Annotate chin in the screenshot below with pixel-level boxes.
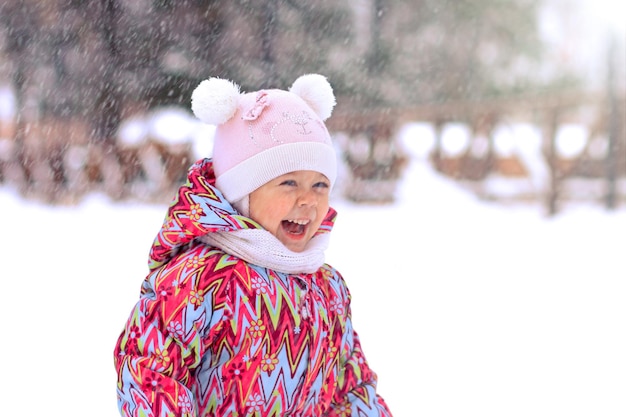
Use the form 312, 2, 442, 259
286, 244, 305, 253
282, 240, 306, 253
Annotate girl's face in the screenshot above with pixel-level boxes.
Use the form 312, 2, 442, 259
249, 170, 331, 253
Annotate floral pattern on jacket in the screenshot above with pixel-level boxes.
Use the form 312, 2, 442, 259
114, 158, 392, 417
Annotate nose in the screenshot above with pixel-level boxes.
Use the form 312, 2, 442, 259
297, 189, 317, 207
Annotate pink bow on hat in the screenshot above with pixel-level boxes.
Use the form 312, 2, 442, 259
242, 91, 270, 121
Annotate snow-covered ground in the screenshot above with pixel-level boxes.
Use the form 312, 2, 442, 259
1, 135, 624, 416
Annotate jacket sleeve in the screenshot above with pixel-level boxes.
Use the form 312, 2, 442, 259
113, 254, 231, 417
328, 280, 393, 416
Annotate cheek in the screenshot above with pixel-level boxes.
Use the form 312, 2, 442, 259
315, 197, 330, 220
317, 194, 330, 211
250, 195, 289, 229
249, 194, 270, 225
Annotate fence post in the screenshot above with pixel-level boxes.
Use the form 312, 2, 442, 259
543, 109, 561, 216
605, 33, 620, 210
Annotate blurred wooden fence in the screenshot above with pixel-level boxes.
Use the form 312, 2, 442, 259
0, 116, 192, 204
0, 91, 624, 214
329, 91, 625, 214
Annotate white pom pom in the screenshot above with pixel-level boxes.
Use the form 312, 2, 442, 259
289, 73, 336, 121
191, 77, 241, 125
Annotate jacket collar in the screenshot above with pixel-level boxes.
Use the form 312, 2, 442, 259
148, 158, 336, 271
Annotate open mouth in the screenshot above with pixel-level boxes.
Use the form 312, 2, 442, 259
281, 219, 309, 236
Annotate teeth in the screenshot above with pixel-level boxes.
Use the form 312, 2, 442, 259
286, 219, 309, 225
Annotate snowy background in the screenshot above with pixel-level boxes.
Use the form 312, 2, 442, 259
0, 1, 624, 415
1, 117, 625, 416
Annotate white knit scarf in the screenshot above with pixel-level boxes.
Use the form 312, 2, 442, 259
198, 229, 329, 274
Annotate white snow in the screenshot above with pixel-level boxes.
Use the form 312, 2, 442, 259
555, 123, 589, 158
0, 85, 15, 121
117, 116, 150, 147
147, 107, 200, 145
117, 107, 215, 158
439, 123, 472, 156
1, 141, 624, 416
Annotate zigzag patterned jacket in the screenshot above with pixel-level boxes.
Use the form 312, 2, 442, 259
114, 158, 392, 417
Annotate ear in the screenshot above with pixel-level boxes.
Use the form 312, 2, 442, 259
191, 77, 241, 125
289, 74, 336, 121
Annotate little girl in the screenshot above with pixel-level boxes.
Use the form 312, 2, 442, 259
113, 73, 393, 416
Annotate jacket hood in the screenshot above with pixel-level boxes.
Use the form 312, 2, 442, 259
148, 158, 337, 271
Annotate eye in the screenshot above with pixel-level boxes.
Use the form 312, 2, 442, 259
279, 179, 297, 187
314, 181, 329, 189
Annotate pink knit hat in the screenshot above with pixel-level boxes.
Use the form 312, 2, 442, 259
191, 74, 337, 214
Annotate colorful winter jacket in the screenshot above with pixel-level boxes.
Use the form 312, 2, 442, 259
114, 158, 392, 417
